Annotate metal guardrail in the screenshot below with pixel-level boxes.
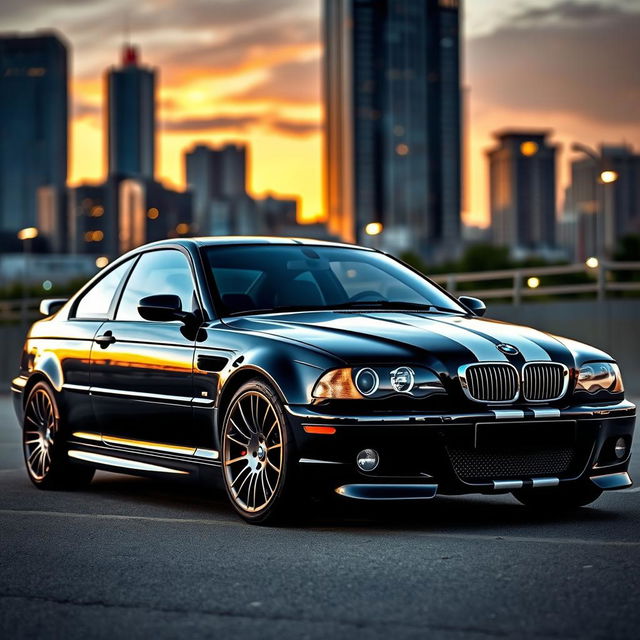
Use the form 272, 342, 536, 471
0, 261, 639, 323
431, 261, 640, 304
0, 298, 42, 324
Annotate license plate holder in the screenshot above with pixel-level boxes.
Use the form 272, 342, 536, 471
474, 420, 577, 450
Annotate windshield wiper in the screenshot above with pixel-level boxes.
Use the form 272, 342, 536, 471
225, 301, 464, 317
225, 305, 326, 317
331, 300, 464, 313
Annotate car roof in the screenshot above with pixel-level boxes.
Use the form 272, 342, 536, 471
141, 236, 373, 251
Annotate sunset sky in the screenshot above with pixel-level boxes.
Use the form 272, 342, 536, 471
2, 0, 639, 226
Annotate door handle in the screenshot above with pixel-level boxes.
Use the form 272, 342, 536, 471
95, 331, 116, 348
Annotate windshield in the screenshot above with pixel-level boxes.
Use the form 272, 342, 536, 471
201, 244, 466, 316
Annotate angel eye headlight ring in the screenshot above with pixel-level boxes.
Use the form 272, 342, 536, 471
354, 368, 379, 396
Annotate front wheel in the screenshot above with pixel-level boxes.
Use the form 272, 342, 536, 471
512, 482, 603, 510
23, 381, 95, 490
221, 379, 298, 525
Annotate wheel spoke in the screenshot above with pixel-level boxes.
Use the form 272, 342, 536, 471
226, 432, 248, 447
265, 419, 278, 442
237, 401, 256, 435
230, 463, 251, 489
236, 466, 254, 501
225, 455, 247, 466
262, 467, 274, 499
267, 443, 282, 451
266, 458, 281, 473
28, 445, 42, 464
229, 418, 252, 442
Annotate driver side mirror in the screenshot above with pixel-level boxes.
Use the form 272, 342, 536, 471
137, 294, 184, 322
458, 296, 486, 317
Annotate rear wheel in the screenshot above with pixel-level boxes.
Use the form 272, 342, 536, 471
513, 482, 603, 510
221, 379, 298, 524
23, 381, 95, 490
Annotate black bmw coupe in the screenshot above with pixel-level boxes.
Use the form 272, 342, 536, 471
11, 238, 635, 523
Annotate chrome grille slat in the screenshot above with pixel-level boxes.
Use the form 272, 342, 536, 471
522, 363, 567, 402
460, 363, 519, 403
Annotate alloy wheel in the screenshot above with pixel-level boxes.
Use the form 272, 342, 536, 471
23, 388, 57, 481
223, 390, 284, 513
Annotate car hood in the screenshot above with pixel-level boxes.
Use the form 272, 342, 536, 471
223, 310, 611, 374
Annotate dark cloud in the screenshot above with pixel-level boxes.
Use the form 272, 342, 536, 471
73, 100, 101, 119
161, 115, 261, 132
230, 57, 320, 104
511, 0, 626, 24
161, 113, 321, 137
268, 118, 322, 136
468, 1, 640, 124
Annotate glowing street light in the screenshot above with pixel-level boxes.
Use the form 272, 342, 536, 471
527, 276, 540, 289
585, 256, 599, 269
599, 170, 618, 184
17, 227, 39, 241
365, 222, 383, 236
95, 256, 109, 268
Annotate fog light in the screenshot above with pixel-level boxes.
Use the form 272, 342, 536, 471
614, 437, 627, 460
357, 449, 379, 472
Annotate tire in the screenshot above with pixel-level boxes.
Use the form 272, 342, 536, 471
221, 379, 299, 525
23, 381, 95, 490
512, 482, 603, 510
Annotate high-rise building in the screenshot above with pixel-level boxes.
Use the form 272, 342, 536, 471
185, 143, 248, 234
106, 44, 156, 179
488, 131, 557, 254
323, 0, 462, 257
565, 144, 640, 260
0, 32, 68, 235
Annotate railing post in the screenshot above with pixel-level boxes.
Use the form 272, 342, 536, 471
597, 263, 606, 302
447, 275, 456, 296
513, 270, 522, 306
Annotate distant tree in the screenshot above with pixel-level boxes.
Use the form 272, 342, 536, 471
459, 244, 512, 272
614, 234, 640, 261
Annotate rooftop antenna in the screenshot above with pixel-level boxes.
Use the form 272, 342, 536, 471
121, 10, 138, 66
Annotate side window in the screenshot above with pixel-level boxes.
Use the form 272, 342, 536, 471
74, 260, 132, 319
116, 250, 196, 321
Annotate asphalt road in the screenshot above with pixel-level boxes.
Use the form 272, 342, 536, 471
1, 396, 639, 639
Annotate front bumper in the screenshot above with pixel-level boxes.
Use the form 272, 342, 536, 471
285, 400, 636, 500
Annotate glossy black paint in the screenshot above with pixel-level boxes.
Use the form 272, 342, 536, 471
10, 237, 636, 501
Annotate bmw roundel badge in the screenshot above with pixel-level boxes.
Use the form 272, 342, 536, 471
497, 343, 520, 356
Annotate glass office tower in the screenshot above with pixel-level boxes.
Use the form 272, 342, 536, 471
324, 0, 462, 257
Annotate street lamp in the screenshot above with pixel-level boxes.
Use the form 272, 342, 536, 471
365, 222, 383, 236
599, 170, 618, 185
17, 227, 39, 328
364, 222, 383, 250
571, 143, 618, 259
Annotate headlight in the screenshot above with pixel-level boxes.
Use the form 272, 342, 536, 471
575, 362, 624, 394
312, 366, 445, 400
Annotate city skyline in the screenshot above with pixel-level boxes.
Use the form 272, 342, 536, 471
2, 0, 639, 226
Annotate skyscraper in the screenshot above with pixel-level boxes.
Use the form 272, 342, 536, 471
0, 32, 68, 234
185, 143, 248, 234
323, 0, 462, 257
106, 44, 156, 179
488, 131, 557, 254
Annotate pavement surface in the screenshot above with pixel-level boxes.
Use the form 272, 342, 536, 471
0, 395, 639, 639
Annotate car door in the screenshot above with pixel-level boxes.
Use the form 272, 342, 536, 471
53, 259, 135, 432
90, 248, 204, 448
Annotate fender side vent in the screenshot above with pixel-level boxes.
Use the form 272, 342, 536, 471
197, 355, 228, 372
